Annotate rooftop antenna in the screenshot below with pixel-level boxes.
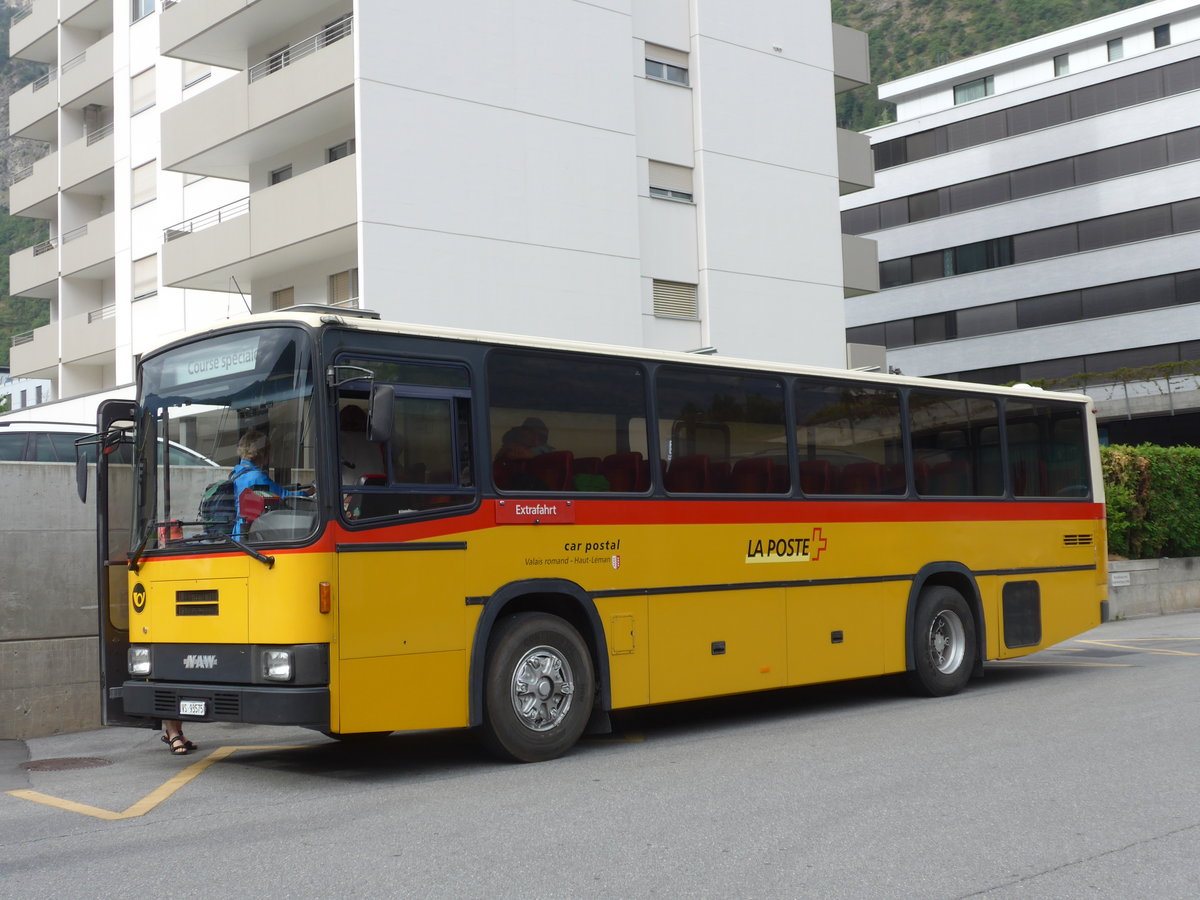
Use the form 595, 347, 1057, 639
229, 275, 251, 315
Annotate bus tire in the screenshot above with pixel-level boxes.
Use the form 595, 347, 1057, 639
482, 612, 595, 763
907, 586, 976, 697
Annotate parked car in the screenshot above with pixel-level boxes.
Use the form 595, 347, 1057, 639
0, 421, 216, 466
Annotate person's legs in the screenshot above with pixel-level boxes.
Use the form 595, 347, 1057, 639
161, 719, 197, 754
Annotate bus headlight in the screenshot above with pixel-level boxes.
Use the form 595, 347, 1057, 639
263, 649, 293, 682
128, 646, 151, 676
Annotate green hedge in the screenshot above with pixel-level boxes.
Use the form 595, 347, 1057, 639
1101, 444, 1200, 560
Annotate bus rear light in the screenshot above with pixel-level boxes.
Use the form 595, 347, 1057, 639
128, 646, 151, 676
263, 649, 293, 681
319, 582, 331, 614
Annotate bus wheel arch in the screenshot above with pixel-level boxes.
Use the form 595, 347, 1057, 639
468, 579, 611, 734
905, 564, 985, 694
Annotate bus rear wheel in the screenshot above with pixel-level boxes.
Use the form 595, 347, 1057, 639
482, 612, 594, 763
907, 586, 976, 697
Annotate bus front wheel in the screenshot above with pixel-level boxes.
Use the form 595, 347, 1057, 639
482, 612, 595, 763
907, 586, 976, 697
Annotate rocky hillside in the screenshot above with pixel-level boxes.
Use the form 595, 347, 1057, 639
834, 0, 1154, 130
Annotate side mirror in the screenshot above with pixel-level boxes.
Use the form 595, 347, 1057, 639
75, 448, 89, 502
368, 384, 394, 443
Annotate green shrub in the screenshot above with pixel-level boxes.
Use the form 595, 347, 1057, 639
1101, 444, 1200, 559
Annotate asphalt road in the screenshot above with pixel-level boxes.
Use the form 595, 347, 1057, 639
2, 612, 1198, 899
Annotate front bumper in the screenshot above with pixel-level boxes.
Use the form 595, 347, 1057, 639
123, 680, 329, 728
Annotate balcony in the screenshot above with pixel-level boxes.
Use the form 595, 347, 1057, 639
60, 33, 114, 111
842, 233, 879, 299
832, 24, 871, 95
9, 152, 58, 219
162, 21, 354, 179
10, 322, 58, 379
62, 306, 116, 365
9, 237, 59, 298
62, 125, 115, 194
162, 0, 343, 68
9, 0, 56, 64
836, 128, 874, 195
61, 213, 115, 280
62, 0, 111, 32
9, 70, 58, 141
163, 155, 356, 291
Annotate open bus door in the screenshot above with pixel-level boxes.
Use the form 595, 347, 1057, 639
76, 398, 146, 727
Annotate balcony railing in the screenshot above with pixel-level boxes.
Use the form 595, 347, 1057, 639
62, 224, 88, 244
88, 304, 116, 323
164, 197, 249, 241
248, 16, 353, 83
87, 122, 114, 144
32, 68, 57, 93
12, 330, 35, 347
12, 3, 33, 25
32, 235, 59, 256
62, 51, 87, 74
12, 164, 35, 184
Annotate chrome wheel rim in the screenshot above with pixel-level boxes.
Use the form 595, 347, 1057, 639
510, 645, 575, 732
927, 609, 966, 674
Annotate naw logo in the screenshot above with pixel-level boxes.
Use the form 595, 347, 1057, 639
183, 654, 218, 669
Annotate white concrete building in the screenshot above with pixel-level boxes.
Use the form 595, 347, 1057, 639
841, 0, 1200, 443
7, 0, 875, 409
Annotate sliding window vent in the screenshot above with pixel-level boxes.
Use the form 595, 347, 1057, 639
1063, 534, 1093, 546
653, 279, 699, 320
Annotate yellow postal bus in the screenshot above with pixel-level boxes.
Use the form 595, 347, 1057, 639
86, 308, 1107, 761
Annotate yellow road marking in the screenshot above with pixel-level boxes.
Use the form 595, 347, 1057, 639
1078, 639, 1200, 657
6, 745, 308, 821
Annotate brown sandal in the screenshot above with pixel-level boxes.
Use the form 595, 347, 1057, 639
161, 732, 194, 755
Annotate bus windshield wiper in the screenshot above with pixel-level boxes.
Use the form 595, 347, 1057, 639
127, 527, 156, 573
180, 531, 275, 568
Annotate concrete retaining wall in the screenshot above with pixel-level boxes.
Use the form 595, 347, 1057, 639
1, 462, 100, 739
1107, 557, 1200, 619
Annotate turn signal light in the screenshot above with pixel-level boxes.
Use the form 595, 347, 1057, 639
319, 582, 331, 614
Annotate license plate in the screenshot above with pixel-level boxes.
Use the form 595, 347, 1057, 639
179, 699, 206, 717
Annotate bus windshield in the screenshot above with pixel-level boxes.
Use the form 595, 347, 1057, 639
134, 328, 319, 552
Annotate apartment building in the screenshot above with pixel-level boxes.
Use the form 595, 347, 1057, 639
841, 0, 1200, 443
6, 0, 875, 407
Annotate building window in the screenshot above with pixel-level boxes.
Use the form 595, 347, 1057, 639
131, 67, 155, 115
321, 13, 352, 46
271, 287, 295, 310
644, 44, 689, 86
182, 60, 211, 88
953, 75, 994, 105
1107, 38, 1124, 62
1053, 54, 1069, 77
131, 161, 156, 207
648, 161, 694, 202
327, 139, 356, 163
269, 165, 293, 185
265, 46, 290, 77
329, 268, 358, 306
652, 279, 698, 319
131, 0, 154, 23
1154, 24, 1171, 48
133, 255, 157, 300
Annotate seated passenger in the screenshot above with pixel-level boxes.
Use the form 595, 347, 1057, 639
231, 429, 311, 537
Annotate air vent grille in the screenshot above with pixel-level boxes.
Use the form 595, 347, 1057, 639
1063, 534, 1093, 546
